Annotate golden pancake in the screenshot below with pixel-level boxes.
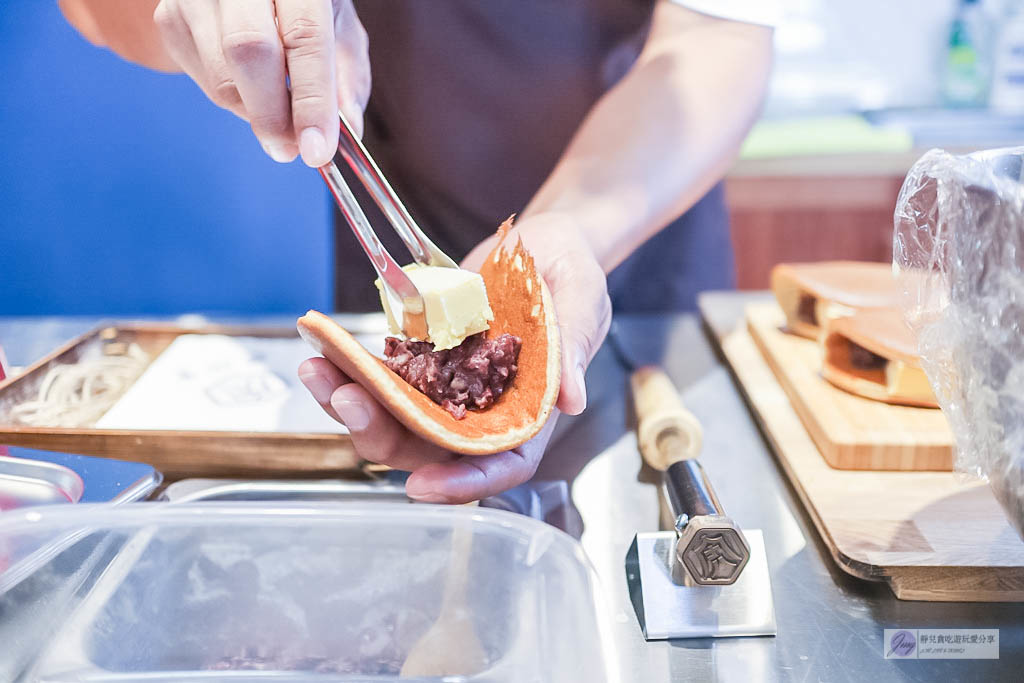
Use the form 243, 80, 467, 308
297, 218, 561, 454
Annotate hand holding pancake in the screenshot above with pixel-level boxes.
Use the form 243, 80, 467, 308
298, 356, 561, 503
298, 215, 611, 503
461, 213, 613, 417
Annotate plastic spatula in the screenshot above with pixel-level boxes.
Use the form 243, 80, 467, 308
400, 502, 488, 677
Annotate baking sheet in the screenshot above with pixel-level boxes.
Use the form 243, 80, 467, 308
0, 320, 385, 477
95, 335, 357, 433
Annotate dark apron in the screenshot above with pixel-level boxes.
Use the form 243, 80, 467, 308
335, 0, 734, 312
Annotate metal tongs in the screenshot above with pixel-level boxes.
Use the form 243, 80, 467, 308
318, 112, 458, 340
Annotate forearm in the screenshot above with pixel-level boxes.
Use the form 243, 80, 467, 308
59, 0, 179, 72
523, 2, 773, 273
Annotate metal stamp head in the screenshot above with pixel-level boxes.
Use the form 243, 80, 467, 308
676, 516, 751, 586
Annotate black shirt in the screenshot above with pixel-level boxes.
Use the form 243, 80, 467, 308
334, 0, 733, 312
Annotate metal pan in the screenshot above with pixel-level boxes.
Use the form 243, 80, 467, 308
162, 477, 411, 504
0, 319, 391, 478
162, 477, 580, 535
0, 450, 162, 595
7, 447, 162, 505
0, 455, 83, 510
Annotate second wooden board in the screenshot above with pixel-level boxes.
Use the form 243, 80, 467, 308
746, 302, 953, 470
712, 308, 1024, 601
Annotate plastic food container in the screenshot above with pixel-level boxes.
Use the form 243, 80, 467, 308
0, 502, 614, 682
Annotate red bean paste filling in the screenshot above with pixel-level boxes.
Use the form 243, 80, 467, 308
797, 294, 818, 326
848, 342, 887, 370
383, 333, 522, 419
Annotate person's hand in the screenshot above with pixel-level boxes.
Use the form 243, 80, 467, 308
460, 213, 612, 416
298, 214, 611, 503
153, 0, 370, 166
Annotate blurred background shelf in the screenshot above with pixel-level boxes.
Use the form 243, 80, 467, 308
726, 110, 1023, 289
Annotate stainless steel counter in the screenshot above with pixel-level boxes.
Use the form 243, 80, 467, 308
2, 305, 1022, 682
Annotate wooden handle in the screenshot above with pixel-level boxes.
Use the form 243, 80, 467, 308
630, 366, 703, 471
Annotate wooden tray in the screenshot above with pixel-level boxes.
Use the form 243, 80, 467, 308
747, 302, 953, 470
0, 322, 357, 479
702, 300, 1024, 601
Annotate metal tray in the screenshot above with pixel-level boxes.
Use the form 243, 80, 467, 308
162, 477, 579, 534
5, 447, 161, 505
162, 477, 410, 503
0, 450, 162, 596
0, 318, 385, 479
0, 451, 164, 676
0, 454, 83, 510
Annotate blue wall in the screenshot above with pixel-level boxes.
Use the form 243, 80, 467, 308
0, 2, 333, 315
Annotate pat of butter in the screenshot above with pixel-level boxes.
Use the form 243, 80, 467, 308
885, 360, 936, 403
377, 265, 493, 350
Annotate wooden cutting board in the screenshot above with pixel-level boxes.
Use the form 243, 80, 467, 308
704, 299, 1024, 601
746, 302, 953, 470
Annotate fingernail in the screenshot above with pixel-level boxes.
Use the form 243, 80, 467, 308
342, 106, 364, 138
405, 478, 449, 503
331, 395, 369, 431
299, 372, 334, 404
575, 362, 588, 411
407, 491, 449, 504
262, 140, 294, 164
299, 127, 329, 167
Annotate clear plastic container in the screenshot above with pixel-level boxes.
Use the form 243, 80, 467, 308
0, 503, 614, 682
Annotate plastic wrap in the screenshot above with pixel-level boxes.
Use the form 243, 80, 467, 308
894, 146, 1024, 539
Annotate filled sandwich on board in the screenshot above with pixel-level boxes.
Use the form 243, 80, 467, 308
298, 217, 560, 455
821, 308, 938, 408
771, 261, 901, 339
